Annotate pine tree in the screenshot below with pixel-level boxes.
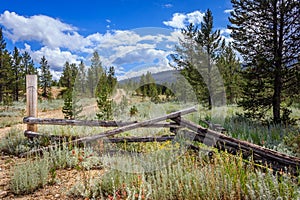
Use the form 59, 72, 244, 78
62, 89, 83, 119
96, 72, 112, 120
196, 9, 222, 108
22, 51, 36, 75
11, 47, 22, 101
96, 67, 117, 120
39, 56, 52, 98
62, 62, 78, 88
21, 51, 36, 96
75, 60, 87, 96
216, 40, 241, 104
229, 0, 300, 123
0, 28, 13, 104
170, 23, 209, 106
139, 74, 147, 97
107, 66, 117, 94
87, 51, 104, 97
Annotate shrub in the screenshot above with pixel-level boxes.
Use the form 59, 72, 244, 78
10, 157, 49, 194
0, 129, 31, 155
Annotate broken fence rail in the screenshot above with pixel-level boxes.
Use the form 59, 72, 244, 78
21, 107, 196, 157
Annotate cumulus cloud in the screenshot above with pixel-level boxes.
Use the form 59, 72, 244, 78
163, 10, 204, 29
91, 29, 180, 69
0, 11, 90, 51
24, 44, 81, 71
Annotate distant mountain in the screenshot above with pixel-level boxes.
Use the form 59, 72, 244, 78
119, 70, 180, 85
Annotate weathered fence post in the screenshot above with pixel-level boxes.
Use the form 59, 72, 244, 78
26, 75, 38, 132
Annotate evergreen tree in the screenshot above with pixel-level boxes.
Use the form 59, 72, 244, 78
39, 56, 52, 98
21, 51, 36, 96
86, 67, 95, 97
170, 23, 209, 106
216, 40, 241, 104
87, 51, 104, 97
95, 66, 117, 120
196, 9, 222, 108
145, 71, 159, 102
75, 60, 87, 96
96, 72, 112, 120
22, 51, 36, 75
91, 51, 103, 82
229, 0, 300, 123
139, 74, 147, 97
0, 28, 13, 104
62, 89, 83, 119
11, 47, 22, 101
59, 61, 76, 89
107, 66, 117, 94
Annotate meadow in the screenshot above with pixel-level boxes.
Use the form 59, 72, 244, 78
0, 95, 299, 199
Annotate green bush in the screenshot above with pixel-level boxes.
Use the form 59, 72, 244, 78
0, 129, 31, 155
10, 157, 49, 194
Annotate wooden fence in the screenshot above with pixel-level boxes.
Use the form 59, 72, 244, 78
23, 75, 300, 176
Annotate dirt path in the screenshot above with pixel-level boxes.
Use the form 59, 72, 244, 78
112, 89, 126, 104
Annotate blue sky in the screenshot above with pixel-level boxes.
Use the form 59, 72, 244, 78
0, 0, 233, 80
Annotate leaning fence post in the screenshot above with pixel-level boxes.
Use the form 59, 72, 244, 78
26, 75, 38, 132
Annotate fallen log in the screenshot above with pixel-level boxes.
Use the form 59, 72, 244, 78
172, 117, 300, 176
20, 107, 196, 157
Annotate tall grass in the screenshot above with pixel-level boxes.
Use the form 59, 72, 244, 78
68, 150, 300, 199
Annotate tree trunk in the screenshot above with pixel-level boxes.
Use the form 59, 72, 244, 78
273, 71, 281, 124
272, 0, 284, 124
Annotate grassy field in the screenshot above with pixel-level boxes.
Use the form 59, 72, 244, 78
0, 94, 299, 199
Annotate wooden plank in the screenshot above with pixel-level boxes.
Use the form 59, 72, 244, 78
23, 117, 180, 128
25, 130, 175, 143
26, 75, 38, 132
24, 131, 79, 141
173, 117, 300, 175
103, 136, 175, 143
20, 107, 196, 157
23, 117, 137, 127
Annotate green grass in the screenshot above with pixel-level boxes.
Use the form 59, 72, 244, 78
68, 150, 300, 199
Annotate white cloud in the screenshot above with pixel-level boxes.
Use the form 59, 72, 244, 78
0, 11, 90, 51
118, 64, 173, 81
224, 9, 233, 14
163, 4, 173, 8
163, 13, 187, 29
220, 28, 232, 35
220, 28, 233, 44
24, 44, 81, 71
186, 11, 204, 25
163, 10, 204, 29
